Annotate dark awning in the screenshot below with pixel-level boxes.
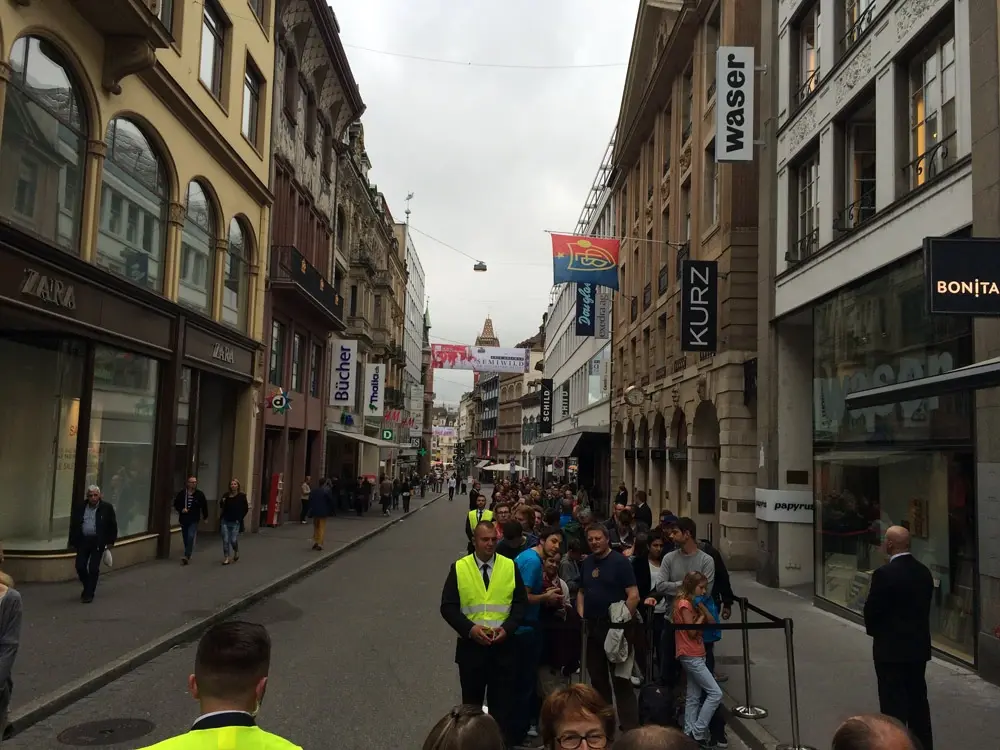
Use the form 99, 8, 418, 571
532, 435, 568, 458
844, 355, 1000, 409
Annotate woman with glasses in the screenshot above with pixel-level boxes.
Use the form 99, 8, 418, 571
539, 684, 615, 749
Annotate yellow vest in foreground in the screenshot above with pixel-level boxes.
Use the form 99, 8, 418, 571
468, 509, 494, 529
455, 553, 515, 628
138, 726, 301, 750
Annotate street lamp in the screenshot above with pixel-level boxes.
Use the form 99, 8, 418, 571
473, 261, 488, 272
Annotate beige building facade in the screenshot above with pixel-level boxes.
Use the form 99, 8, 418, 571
0, 0, 274, 579
610, 0, 760, 568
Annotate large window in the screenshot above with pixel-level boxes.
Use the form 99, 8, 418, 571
97, 118, 168, 291
0, 336, 84, 550
908, 27, 957, 190
813, 255, 975, 660
792, 149, 820, 261
179, 181, 217, 314
291, 333, 304, 392
199, 0, 226, 98
222, 218, 250, 330
241, 60, 262, 147
0, 36, 86, 251
269, 320, 285, 386
89, 345, 159, 539
795, 2, 821, 105
838, 109, 876, 232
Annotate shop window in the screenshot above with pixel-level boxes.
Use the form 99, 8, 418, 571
0, 36, 86, 252
0, 336, 84, 550
310, 343, 321, 397
89, 345, 159, 539
906, 27, 957, 192
179, 181, 217, 314
222, 218, 250, 330
813, 255, 975, 660
97, 118, 169, 292
291, 333, 304, 392
269, 320, 285, 386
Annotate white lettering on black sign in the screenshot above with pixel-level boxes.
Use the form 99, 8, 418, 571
680, 260, 717, 351
212, 343, 235, 364
21, 268, 76, 310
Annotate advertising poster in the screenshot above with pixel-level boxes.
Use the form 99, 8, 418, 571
363, 363, 385, 417
430, 344, 530, 374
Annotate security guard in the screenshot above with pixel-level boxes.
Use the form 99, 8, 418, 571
138, 621, 299, 749
465, 493, 493, 553
441, 520, 527, 746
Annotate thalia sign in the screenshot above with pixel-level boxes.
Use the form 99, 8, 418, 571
715, 46, 755, 162
364, 363, 385, 417
330, 339, 358, 410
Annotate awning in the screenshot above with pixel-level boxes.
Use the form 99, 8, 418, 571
533, 426, 610, 458
531, 435, 568, 459
326, 427, 397, 449
843, 355, 1000, 409
476, 459, 491, 468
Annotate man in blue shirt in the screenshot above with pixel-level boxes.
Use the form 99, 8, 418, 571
511, 526, 563, 745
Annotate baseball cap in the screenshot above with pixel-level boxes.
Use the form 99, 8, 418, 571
659, 512, 679, 527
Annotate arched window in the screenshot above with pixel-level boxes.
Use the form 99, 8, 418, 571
178, 181, 216, 313
515, 383, 523, 398
1, 36, 87, 251
96, 118, 168, 290
222, 218, 250, 329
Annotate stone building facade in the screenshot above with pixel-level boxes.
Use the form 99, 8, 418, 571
610, 0, 760, 568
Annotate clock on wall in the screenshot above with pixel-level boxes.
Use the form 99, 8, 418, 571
624, 385, 646, 407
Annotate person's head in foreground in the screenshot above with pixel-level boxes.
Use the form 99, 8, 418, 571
422, 705, 504, 750
189, 621, 270, 715
540, 683, 615, 749
832, 714, 921, 750
615, 725, 698, 750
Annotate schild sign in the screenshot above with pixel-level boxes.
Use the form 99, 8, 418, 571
680, 260, 718, 352
539, 379, 553, 434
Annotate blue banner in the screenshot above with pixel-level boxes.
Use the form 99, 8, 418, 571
575, 283, 596, 336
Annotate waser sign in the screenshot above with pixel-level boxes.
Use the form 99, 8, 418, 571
330, 339, 358, 410
715, 46, 755, 162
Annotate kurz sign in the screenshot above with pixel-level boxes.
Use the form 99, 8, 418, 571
21, 267, 76, 311
679, 259, 718, 351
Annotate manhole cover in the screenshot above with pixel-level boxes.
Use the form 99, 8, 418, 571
57, 718, 156, 746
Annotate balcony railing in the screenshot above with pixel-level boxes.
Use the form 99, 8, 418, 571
841, 4, 876, 55
786, 228, 819, 264
833, 183, 876, 233
346, 315, 372, 339
350, 245, 377, 273
658, 264, 669, 296
374, 269, 392, 288
903, 132, 957, 192
643, 283, 652, 310
630, 297, 639, 322
795, 69, 821, 106
675, 242, 690, 284
270, 245, 344, 326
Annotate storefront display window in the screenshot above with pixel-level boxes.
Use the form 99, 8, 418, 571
89, 345, 160, 538
0, 336, 84, 550
813, 255, 976, 660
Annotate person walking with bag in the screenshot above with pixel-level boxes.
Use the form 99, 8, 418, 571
0, 570, 20, 746
219, 479, 249, 565
69, 486, 118, 603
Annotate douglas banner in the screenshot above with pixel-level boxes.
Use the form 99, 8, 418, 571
575, 283, 596, 336
539, 379, 553, 434
430, 344, 530, 374
551, 234, 620, 290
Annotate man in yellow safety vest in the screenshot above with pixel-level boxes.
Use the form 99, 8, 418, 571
441, 519, 527, 746
465, 493, 493, 553
138, 621, 299, 750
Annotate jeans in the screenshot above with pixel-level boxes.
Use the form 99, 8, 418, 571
704, 642, 727, 742
511, 628, 543, 742
181, 523, 198, 558
221, 521, 240, 558
75, 541, 102, 597
679, 655, 723, 741
402, 493, 411, 512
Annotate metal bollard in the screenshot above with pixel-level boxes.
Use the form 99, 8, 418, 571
732, 598, 769, 720
776, 618, 817, 750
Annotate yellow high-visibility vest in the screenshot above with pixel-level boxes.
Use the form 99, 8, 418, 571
468, 509, 494, 529
138, 726, 301, 749
455, 553, 515, 628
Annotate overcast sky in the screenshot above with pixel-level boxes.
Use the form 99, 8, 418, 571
332, 0, 639, 405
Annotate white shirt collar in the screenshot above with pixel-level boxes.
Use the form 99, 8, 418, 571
475, 554, 496, 572
889, 551, 912, 562
192, 710, 252, 728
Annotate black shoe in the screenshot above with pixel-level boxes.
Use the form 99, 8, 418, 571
81, 594, 94, 603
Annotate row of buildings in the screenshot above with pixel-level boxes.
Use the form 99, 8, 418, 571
2, 0, 434, 583
519, 0, 997, 682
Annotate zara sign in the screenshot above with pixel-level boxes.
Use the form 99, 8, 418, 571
680, 259, 718, 352
715, 46, 755, 162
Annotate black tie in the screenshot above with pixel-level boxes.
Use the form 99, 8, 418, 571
477, 510, 482, 523
481, 563, 490, 589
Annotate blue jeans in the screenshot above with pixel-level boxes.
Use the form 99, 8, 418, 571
511, 627, 543, 741
221, 521, 240, 558
679, 655, 722, 740
181, 523, 198, 558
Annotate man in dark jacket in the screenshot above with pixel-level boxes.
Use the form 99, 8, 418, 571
309, 479, 334, 550
69, 485, 118, 603
468, 481, 482, 511
174, 476, 208, 565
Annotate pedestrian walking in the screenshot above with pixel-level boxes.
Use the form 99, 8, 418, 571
440, 520, 527, 747
380, 474, 393, 517
219, 479, 249, 565
174, 476, 208, 565
403, 475, 414, 512
309, 478, 334, 551
299, 476, 311, 524
448, 475, 457, 501
69, 485, 118, 603
863, 525, 934, 750
137, 621, 301, 749
0, 570, 22, 744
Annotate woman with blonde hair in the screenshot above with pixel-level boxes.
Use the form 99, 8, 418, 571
0, 570, 22, 746
219, 478, 249, 565
422, 705, 505, 750
673, 571, 722, 745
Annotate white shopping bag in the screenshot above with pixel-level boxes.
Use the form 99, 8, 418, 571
102, 548, 113, 568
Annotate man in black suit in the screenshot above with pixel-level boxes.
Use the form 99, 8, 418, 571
174, 476, 209, 565
862, 525, 934, 750
468, 480, 482, 511
633, 490, 653, 530
441, 520, 526, 746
